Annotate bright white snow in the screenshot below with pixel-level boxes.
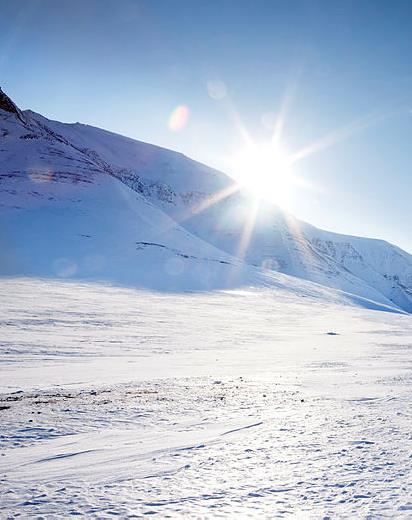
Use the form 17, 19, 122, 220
1, 100, 412, 311
1, 278, 411, 518
1, 88, 411, 518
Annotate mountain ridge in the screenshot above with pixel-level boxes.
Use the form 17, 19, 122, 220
1, 89, 411, 312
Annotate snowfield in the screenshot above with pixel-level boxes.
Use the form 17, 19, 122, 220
1, 88, 412, 518
1, 89, 412, 312
1, 278, 411, 518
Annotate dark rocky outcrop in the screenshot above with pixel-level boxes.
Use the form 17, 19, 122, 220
0, 87, 25, 123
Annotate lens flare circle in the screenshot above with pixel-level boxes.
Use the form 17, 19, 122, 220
168, 105, 189, 132
207, 80, 227, 100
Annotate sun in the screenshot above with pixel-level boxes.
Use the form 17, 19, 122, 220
229, 143, 294, 208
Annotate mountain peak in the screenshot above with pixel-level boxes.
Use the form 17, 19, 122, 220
0, 87, 25, 123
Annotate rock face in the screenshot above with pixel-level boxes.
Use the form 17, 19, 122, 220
0, 88, 25, 123
0, 89, 411, 312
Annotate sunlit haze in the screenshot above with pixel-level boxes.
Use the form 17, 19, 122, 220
1, 0, 411, 252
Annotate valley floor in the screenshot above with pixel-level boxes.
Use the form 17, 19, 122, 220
0, 279, 411, 518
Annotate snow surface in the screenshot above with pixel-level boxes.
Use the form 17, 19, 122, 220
1, 103, 412, 311
1, 278, 412, 518
1, 90, 412, 517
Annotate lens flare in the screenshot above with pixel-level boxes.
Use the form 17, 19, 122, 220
28, 169, 54, 183
168, 105, 189, 132
207, 80, 227, 100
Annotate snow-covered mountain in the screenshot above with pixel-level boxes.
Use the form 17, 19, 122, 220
1, 87, 411, 312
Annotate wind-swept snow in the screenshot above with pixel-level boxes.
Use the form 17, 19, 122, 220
0, 279, 411, 517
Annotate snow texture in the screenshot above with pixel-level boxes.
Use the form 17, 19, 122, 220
0, 279, 411, 517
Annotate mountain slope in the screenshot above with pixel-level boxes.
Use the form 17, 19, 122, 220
1, 88, 411, 311
0, 105, 253, 291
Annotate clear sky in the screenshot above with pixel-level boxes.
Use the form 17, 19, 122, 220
1, 0, 411, 252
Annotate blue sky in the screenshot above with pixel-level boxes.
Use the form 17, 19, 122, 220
1, 0, 411, 252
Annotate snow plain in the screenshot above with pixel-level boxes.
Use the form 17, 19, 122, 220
1, 278, 411, 518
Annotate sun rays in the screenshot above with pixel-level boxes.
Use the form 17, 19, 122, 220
196, 81, 392, 265
235, 196, 260, 262
190, 182, 241, 216
159, 79, 393, 270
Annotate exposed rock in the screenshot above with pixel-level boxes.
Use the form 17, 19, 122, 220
0, 87, 25, 123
